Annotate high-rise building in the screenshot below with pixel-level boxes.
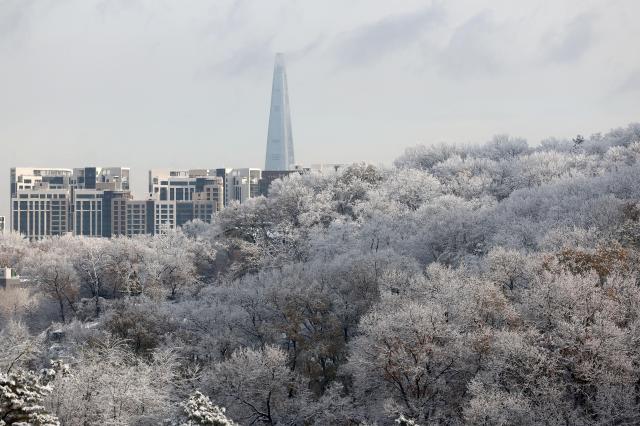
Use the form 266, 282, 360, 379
69, 168, 131, 237
111, 198, 154, 237
124, 200, 154, 237
72, 189, 105, 237
264, 53, 295, 171
70, 167, 130, 191
226, 168, 261, 204
10, 168, 73, 239
149, 169, 220, 202
149, 169, 225, 233
0, 216, 5, 234
11, 188, 71, 239
216, 168, 232, 206
10, 168, 73, 199
101, 190, 132, 237
10, 166, 131, 239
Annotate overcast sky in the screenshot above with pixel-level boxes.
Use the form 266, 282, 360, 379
1, 0, 639, 216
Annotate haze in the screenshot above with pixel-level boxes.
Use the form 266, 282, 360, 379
1, 0, 639, 218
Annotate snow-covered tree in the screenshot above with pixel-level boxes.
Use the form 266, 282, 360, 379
3, 122, 640, 425
205, 346, 310, 425
23, 250, 79, 323
0, 361, 68, 426
179, 391, 236, 426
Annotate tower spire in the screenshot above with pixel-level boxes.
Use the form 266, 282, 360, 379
265, 53, 294, 171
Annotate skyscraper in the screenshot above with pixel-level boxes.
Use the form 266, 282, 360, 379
264, 53, 295, 171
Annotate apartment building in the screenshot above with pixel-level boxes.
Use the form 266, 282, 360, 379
70, 167, 130, 191
10, 167, 73, 197
226, 168, 261, 204
102, 190, 132, 237
148, 169, 225, 233
11, 187, 70, 238
111, 199, 154, 237
71, 189, 133, 237
72, 189, 104, 237
126, 200, 154, 236
10, 166, 130, 239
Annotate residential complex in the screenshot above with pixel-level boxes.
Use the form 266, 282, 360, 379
9, 167, 128, 239
8, 166, 301, 239
148, 169, 226, 233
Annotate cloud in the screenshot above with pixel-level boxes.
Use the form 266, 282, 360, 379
434, 10, 503, 79
0, 0, 37, 41
543, 13, 595, 64
198, 0, 251, 41
333, 3, 444, 67
286, 35, 326, 63
614, 69, 640, 94
207, 35, 276, 77
197, 0, 318, 78
205, 33, 324, 78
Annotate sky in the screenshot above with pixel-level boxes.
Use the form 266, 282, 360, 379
1, 0, 639, 217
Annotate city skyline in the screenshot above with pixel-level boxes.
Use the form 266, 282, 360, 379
9, 166, 268, 238
2, 0, 640, 221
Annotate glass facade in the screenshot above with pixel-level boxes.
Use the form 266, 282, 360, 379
265, 53, 295, 171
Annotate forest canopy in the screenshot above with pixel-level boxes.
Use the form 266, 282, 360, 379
2, 123, 640, 425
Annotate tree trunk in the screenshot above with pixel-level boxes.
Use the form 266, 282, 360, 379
58, 298, 66, 323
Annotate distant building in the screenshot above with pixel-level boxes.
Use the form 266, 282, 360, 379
0, 216, 4, 234
71, 189, 133, 238
0, 268, 20, 289
265, 53, 295, 171
10, 167, 73, 198
127, 200, 155, 236
9, 165, 267, 238
111, 196, 128, 237
216, 168, 232, 206
112, 197, 154, 237
101, 190, 132, 237
111, 199, 154, 237
70, 167, 130, 191
148, 169, 226, 233
153, 200, 177, 234
72, 189, 105, 237
226, 168, 261, 204
11, 187, 71, 239
9, 168, 73, 238
10, 166, 130, 239
149, 169, 220, 201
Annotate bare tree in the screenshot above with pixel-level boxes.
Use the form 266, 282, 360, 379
23, 250, 79, 323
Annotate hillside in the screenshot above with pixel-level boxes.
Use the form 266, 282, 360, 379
2, 123, 640, 425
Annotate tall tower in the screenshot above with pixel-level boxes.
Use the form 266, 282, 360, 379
265, 53, 295, 171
